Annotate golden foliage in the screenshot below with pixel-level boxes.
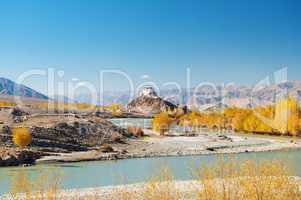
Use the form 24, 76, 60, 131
12, 127, 32, 148
0, 101, 16, 107
224, 107, 252, 131
195, 158, 300, 200
152, 112, 175, 135
178, 111, 226, 130
272, 97, 300, 135
176, 97, 301, 136
37, 102, 98, 112
178, 111, 203, 127
104, 103, 124, 113
0, 100, 102, 112
108, 166, 179, 200
102, 103, 124, 116
165, 106, 185, 118
141, 166, 179, 200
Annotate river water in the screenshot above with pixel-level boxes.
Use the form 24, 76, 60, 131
0, 118, 300, 195
109, 118, 153, 129
1, 149, 301, 195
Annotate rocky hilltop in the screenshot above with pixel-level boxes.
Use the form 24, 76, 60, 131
127, 86, 177, 115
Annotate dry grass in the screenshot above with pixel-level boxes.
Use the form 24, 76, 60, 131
108, 166, 180, 200
141, 167, 180, 200
2, 159, 301, 200
0, 101, 16, 107
194, 158, 301, 200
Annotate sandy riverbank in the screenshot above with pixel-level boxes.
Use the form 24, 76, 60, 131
0, 180, 207, 199
36, 130, 301, 164
57, 180, 201, 200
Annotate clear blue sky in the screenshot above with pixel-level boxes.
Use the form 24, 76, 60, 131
0, 0, 300, 94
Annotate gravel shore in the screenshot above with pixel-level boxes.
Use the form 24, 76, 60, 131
2, 180, 202, 200
59, 180, 201, 200
36, 130, 301, 164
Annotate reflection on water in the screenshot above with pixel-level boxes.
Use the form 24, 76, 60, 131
1, 149, 301, 195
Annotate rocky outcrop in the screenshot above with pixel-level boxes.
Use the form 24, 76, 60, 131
11, 107, 30, 117
31, 120, 131, 151
0, 118, 133, 153
127, 87, 177, 115
0, 148, 44, 166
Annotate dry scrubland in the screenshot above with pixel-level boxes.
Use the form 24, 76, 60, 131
0, 97, 124, 114
2, 159, 301, 200
153, 97, 301, 136
0, 101, 17, 107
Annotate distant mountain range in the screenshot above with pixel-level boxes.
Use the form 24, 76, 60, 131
1, 76, 301, 110
0, 77, 48, 100
73, 81, 301, 109
185, 81, 301, 109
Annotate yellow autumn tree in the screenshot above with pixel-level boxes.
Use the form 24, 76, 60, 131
106, 103, 123, 112
152, 112, 175, 135
272, 97, 300, 136
178, 112, 203, 127
242, 113, 272, 133
12, 127, 32, 148
154, 97, 301, 136
228, 108, 252, 131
